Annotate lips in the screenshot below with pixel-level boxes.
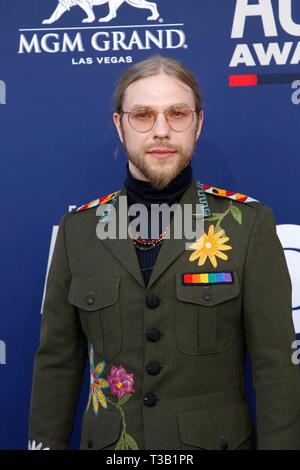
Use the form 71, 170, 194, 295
148, 148, 177, 157
149, 148, 176, 153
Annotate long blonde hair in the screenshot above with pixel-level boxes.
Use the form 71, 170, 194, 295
113, 54, 203, 114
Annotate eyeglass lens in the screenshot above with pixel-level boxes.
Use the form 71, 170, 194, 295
128, 105, 195, 132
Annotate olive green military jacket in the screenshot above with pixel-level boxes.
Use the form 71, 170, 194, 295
28, 179, 300, 450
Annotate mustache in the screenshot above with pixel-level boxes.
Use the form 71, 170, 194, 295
144, 144, 180, 152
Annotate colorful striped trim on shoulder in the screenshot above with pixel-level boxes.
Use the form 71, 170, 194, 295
202, 184, 259, 203
76, 190, 120, 212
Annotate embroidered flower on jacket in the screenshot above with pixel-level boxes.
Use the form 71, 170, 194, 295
189, 224, 232, 268
86, 343, 139, 450
107, 365, 135, 400
206, 200, 243, 234
87, 343, 110, 415
28, 440, 50, 450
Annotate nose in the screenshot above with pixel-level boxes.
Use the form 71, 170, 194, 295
152, 112, 170, 139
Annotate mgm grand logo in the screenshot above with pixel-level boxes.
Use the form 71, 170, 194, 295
42, 0, 160, 24
18, 0, 187, 59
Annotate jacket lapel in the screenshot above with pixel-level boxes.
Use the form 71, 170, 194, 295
99, 185, 146, 288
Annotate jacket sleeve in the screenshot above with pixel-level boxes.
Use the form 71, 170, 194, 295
242, 204, 300, 449
28, 212, 87, 450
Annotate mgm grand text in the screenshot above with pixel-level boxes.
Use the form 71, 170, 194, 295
18, 29, 187, 54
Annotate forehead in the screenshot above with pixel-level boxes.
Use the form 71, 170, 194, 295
123, 73, 195, 109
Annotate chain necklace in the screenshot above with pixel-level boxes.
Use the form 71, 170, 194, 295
133, 229, 168, 251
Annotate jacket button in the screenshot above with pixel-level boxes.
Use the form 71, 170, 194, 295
88, 439, 93, 449
145, 294, 160, 309
143, 392, 158, 407
145, 328, 161, 342
220, 436, 228, 450
202, 292, 211, 301
146, 361, 161, 375
85, 296, 94, 306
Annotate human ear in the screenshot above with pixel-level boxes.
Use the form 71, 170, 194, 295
113, 112, 124, 143
195, 110, 204, 140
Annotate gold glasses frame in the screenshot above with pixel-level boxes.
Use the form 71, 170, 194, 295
120, 104, 200, 133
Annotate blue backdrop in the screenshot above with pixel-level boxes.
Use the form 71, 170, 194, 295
1, 0, 300, 449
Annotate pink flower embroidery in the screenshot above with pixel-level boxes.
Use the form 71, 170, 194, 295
107, 365, 135, 400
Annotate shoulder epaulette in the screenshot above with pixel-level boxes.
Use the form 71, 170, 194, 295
202, 184, 259, 203
75, 189, 120, 213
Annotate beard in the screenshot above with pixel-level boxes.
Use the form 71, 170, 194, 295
121, 130, 197, 190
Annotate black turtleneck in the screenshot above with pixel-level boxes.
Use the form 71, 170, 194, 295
124, 161, 193, 286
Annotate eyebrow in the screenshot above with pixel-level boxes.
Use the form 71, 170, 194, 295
129, 102, 191, 110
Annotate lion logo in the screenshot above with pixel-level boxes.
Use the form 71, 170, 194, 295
43, 0, 160, 24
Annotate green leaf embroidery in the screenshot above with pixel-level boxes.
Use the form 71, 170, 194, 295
125, 433, 139, 450
230, 205, 242, 225
206, 215, 223, 222
115, 434, 126, 450
206, 201, 243, 235
117, 394, 132, 407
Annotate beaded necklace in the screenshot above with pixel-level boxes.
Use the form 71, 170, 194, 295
133, 228, 168, 251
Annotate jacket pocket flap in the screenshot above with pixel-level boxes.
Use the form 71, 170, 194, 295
176, 271, 240, 306
81, 409, 122, 450
177, 402, 253, 450
92, 410, 122, 449
68, 276, 120, 311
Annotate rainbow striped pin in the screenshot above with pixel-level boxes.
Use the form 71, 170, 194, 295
182, 272, 234, 285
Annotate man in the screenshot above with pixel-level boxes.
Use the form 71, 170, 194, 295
28, 55, 300, 450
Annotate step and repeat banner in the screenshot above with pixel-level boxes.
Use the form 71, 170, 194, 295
0, 0, 300, 449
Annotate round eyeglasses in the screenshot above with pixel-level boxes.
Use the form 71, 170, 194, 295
120, 104, 200, 133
